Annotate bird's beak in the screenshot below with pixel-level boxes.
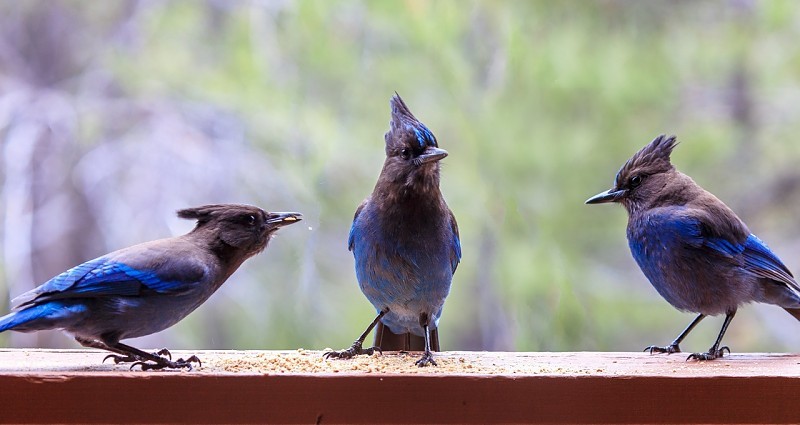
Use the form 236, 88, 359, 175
415, 147, 448, 166
266, 212, 303, 227
585, 188, 626, 204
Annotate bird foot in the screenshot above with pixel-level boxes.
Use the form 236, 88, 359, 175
323, 341, 381, 360
687, 346, 730, 361
103, 348, 173, 365
415, 351, 437, 367
131, 355, 202, 371
644, 343, 681, 355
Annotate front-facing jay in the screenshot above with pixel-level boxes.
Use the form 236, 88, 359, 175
587, 135, 800, 360
0, 204, 301, 370
325, 94, 461, 367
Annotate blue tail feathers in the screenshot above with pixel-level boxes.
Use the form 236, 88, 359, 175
0, 302, 84, 333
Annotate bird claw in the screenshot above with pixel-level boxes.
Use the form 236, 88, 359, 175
644, 343, 681, 355
687, 346, 730, 361
154, 348, 172, 360
323, 342, 382, 360
415, 351, 437, 367
131, 355, 202, 371
103, 354, 137, 364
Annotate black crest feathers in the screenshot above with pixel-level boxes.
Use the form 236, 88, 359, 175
177, 204, 263, 225
177, 204, 227, 223
386, 93, 438, 151
616, 134, 678, 184
390, 92, 419, 125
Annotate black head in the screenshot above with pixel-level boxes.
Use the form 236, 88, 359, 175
586, 134, 678, 212
379, 93, 448, 191
178, 204, 302, 255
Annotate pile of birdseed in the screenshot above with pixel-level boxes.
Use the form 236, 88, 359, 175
207, 349, 582, 375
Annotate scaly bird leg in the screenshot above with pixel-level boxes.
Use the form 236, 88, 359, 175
75, 337, 174, 364
324, 310, 387, 360
415, 313, 437, 367
645, 313, 705, 355
104, 342, 200, 371
687, 310, 735, 361
102, 348, 174, 365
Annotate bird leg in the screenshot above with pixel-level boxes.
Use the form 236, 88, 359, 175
645, 313, 705, 355
75, 336, 175, 364
687, 310, 735, 361
105, 342, 200, 370
415, 313, 437, 367
76, 336, 130, 358
103, 348, 174, 365
324, 310, 386, 360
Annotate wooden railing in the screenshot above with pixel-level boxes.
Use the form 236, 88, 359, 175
0, 349, 798, 423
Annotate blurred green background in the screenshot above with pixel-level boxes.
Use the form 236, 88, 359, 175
1, 0, 800, 354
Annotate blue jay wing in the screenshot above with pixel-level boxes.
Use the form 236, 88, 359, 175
448, 209, 461, 274
740, 234, 798, 289
694, 215, 799, 291
13, 255, 205, 309
702, 236, 743, 258
665, 207, 744, 256
348, 199, 369, 252
11, 257, 134, 308
654, 208, 745, 258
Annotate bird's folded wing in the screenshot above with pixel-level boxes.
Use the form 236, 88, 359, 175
12, 255, 206, 308
448, 210, 461, 274
696, 216, 800, 292
740, 234, 799, 290
348, 199, 369, 252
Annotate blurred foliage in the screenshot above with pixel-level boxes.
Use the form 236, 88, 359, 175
2, 0, 800, 353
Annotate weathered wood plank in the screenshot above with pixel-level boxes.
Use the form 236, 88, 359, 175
0, 349, 798, 424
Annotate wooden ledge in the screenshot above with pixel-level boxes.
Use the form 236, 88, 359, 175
1, 349, 799, 423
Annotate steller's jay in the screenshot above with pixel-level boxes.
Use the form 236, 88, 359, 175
0, 204, 301, 370
325, 94, 461, 366
586, 135, 800, 360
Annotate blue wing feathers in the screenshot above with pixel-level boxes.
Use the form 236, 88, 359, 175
644, 212, 704, 248
34, 258, 109, 294
701, 227, 794, 285
651, 209, 749, 260
704, 237, 744, 257
348, 225, 357, 252
670, 216, 703, 245
0, 302, 87, 332
449, 213, 461, 274
644, 210, 795, 288
704, 231, 795, 286
15, 257, 190, 308
450, 234, 461, 273
349, 200, 368, 252
741, 234, 796, 285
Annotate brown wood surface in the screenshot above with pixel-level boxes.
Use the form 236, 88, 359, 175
0, 349, 799, 424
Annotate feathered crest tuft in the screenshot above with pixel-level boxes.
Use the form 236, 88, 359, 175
177, 204, 226, 222
616, 134, 678, 185
177, 204, 262, 224
387, 92, 437, 149
390, 92, 419, 125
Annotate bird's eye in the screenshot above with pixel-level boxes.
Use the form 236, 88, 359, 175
247, 215, 257, 225
400, 148, 411, 160
629, 175, 643, 188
